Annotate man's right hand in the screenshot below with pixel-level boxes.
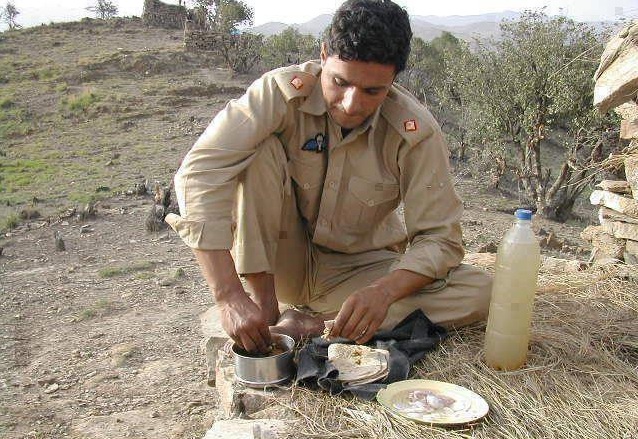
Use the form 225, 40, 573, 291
218, 291, 272, 353
193, 249, 275, 353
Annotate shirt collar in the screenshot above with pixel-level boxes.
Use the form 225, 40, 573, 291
299, 75, 327, 116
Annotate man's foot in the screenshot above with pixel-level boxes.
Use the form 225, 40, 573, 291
270, 309, 328, 342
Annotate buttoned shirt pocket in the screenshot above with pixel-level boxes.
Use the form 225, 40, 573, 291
289, 159, 324, 223
340, 176, 399, 231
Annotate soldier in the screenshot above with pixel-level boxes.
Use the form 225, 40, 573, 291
166, 0, 492, 353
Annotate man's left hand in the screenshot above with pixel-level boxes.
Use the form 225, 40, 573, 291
329, 284, 393, 344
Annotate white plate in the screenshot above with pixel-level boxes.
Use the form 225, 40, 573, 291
377, 379, 489, 425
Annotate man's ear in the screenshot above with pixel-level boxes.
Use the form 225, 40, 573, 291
320, 42, 327, 65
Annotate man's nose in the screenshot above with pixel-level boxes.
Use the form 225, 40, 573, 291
341, 87, 362, 115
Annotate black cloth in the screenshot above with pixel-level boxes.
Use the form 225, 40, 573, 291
294, 310, 447, 400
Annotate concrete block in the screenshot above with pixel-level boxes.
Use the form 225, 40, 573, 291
203, 419, 288, 439
212, 341, 287, 418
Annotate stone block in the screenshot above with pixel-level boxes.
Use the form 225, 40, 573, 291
626, 240, 638, 264
590, 190, 638, 218
595, 180, 632, 195
616, 102, 638, 140
581, 226, 626, 260
599, 207, 638, 225
203, 419, 289, 439
212, 341, 287, 419
540, 256, 588, 273
594, 23, 638, 113
625, 154, 638, 200
600, 218, 638, 241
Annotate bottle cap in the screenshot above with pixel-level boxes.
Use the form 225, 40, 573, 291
515, 209, 533, 220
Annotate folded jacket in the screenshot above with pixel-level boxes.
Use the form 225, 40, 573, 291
295, 309, 448, 400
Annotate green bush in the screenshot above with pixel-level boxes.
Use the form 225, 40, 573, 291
62, 90, 100, 113
1, 212, 19, 231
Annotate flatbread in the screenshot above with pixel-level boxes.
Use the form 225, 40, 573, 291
327, 343, 390, 386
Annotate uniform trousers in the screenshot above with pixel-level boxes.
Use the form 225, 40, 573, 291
231, 136, 492, 329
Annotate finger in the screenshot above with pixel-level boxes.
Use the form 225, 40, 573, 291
351, 319, 372, 343
249, 327, 270, 353
330, 303, 354, 338
239, 331, 258, 353
255, 324, 272, 351
356, 319, 381, 344
340, 307, 368, 340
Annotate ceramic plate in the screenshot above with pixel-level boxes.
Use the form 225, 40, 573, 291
376, 379, 489, 425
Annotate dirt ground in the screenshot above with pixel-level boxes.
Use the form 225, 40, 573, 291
0, 17, 596, 439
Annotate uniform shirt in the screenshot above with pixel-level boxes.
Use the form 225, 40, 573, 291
166, 61, 464, 280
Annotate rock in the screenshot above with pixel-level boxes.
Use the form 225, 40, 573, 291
37, 376, 58, 386
599, 206, 638, 225
624, 251, 638, 264
595, 180, 632, 195
620, 118, 638, 140
477, 242, 498, 253
213, 341, 284, 418
593, 21, 638, 113
540, 231, 564, 251
158, 277, 174, 287
590, 190, 638, 218
109, 343, 137, 368
581, 226, 626, 260
133, 183, 147, 196
78, 203, 97, 221
625, 154, 638, 200
616, 102, 638, 139
44, 383, 59, 394
626, 240, 638, 264
203, 419, 289, 439
540, 256, 588, 273
600, 218, 638, 241
54, 231, 65, 251
80, 224, 93, 234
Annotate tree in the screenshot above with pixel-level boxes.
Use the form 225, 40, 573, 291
1, 1, 21, 30
86, 0, 118, 20
443, 11, 620, 221
261, 27, 319, 70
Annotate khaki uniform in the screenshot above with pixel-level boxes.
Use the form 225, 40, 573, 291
166, 61, 491, 328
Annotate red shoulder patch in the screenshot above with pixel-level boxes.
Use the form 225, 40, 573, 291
404, 119, 418, 132
290, 76, 304, 90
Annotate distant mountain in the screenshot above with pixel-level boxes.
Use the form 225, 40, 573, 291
412, 11, 521, 27
249, 11, 520, 41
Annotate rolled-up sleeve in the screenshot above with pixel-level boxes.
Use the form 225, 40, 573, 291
393, 123, 464, 279
165, 74, 288, 249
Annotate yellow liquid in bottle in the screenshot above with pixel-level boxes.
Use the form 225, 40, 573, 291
484, 221, 540, 371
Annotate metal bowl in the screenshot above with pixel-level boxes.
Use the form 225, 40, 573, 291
232, 333, 296, 388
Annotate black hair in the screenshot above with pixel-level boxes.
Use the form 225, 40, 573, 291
325, 0, 412, 73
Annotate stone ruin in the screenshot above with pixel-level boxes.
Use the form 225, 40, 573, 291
582, 20, 638, 264
142, 0, 216, 51
142, 0, 188, 29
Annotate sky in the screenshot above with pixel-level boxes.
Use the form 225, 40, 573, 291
2, 0, 636, 31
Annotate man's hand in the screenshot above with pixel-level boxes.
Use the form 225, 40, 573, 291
193, 249, 277, 353
329, 284, 393, 344
218, 291, 272, 353
329, 269, 435, 344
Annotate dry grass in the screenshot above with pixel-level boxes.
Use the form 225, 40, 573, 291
267, 265, 638, 438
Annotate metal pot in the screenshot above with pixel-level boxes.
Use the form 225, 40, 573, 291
232, 333, 296, 388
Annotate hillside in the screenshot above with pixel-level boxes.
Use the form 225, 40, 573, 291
0, 17, 598, 439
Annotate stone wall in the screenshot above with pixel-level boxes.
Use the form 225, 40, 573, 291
184, 29, 219, 51
142, 0, 187, 29
584, 20, 638, 264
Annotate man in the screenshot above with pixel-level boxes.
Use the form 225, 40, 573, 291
166, 0, 491, 353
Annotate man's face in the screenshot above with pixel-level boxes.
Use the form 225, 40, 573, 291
320, 46, 396, 130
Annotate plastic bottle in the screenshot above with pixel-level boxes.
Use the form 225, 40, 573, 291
484, 208, 541, 370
